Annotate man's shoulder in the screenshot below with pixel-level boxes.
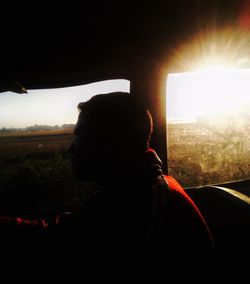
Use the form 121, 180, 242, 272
164, 175, 199, 207
163, 175, 205, 215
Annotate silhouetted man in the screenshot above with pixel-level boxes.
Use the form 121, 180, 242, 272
67, 92, 214, 255
0, 92, 214, 258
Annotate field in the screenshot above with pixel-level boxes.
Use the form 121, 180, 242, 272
0, 129, 97, 218
167, 122, 250, 188
1, 121, 249, 218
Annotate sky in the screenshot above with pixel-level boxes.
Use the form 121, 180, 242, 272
166, 69, 250, 122
0, 80, 130, 128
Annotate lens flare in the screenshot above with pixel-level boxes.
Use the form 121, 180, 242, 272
167, 27, 250, 73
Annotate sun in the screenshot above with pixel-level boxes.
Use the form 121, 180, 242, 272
165, 25, 250, 122
166, 68, 250, 122
167, 27, 250, 73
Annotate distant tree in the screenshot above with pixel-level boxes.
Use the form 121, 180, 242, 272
61, 124, 75, 129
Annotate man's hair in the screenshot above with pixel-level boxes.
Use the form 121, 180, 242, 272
77, 92, 153, 152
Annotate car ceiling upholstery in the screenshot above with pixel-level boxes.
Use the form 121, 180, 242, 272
0, 0, 245, 92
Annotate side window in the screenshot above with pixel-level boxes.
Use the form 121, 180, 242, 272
0, 80, 130, 217
166, 70, 250, 188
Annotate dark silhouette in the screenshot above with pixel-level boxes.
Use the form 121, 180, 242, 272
0, 92, 214, 258
65, 92, 214, 254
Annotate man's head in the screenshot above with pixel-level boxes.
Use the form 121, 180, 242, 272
70, 92, 153, 182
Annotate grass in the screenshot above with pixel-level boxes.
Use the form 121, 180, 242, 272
0, 129, 98, 218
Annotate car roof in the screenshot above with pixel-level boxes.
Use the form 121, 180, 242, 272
0, 0, 245, 92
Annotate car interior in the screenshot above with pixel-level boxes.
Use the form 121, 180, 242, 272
0, 0, 249, 253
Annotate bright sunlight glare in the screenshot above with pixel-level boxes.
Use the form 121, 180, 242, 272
194, 57, 234, 72
166, 69, 250, 122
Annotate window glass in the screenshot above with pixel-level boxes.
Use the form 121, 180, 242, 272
0, 80, 130, 216
166, 70, 250, 188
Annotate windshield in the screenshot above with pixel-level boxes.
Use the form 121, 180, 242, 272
0, 80, 130, 217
